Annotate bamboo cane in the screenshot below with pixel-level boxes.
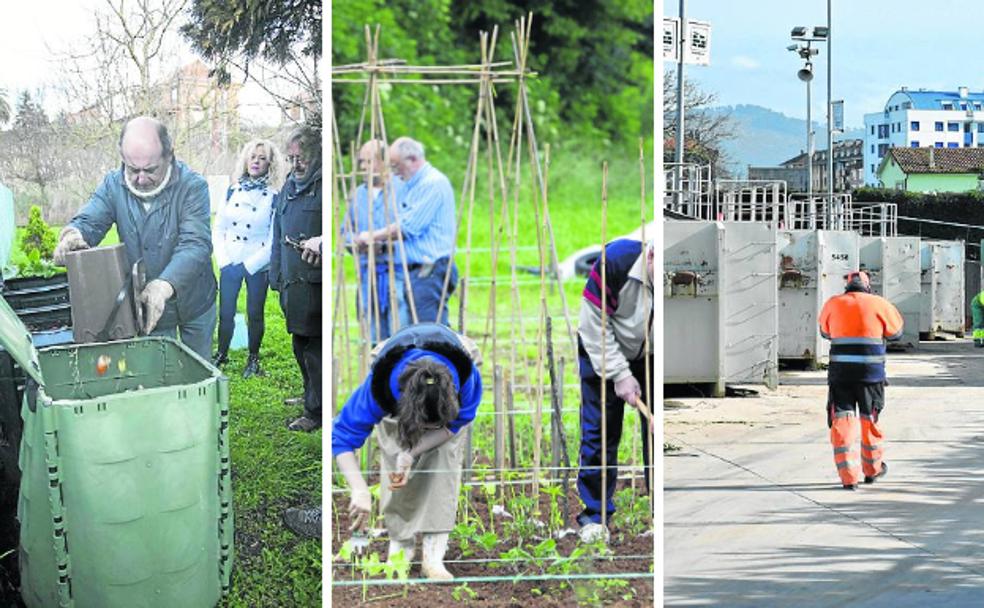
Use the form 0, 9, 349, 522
368, 69, 418, 327
558, 356, 569, 523
432, 29, 488, 332
462, 31, 489, 339
333, 78, 518, 85
506, 375, 517, 469
345, 142, 370, 379
494, 364, 505, 498
331, 173, 354, 397
547, 316, 572, 525
600, 161, 609, 527
639, 138, 655, 511
333, 61, 515, 73
512, 17, 577, 358
366, 29, 400, 338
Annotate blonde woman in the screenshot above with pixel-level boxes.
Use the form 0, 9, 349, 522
212, 138, 284, 377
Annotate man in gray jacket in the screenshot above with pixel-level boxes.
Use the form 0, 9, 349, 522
575, 238, 654, 544
53, 116, 216, 359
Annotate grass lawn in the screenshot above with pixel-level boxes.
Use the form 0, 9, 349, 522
5, 224, 323, 607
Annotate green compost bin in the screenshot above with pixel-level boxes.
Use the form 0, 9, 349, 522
0, 295, 233, 607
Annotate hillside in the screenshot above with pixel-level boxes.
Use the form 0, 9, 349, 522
704, 104, 864, 177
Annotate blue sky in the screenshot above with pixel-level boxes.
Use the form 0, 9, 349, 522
663, 1, 984, 128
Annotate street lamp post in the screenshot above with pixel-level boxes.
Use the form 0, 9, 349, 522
826, 0, 833, 215
790, 27, 829, 206
805, 64, 813, 201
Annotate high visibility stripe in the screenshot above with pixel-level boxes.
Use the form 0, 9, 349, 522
861, 443, 880, 452
974, 329, 984, 339
833, 446, 852, 454
833, 411, 856, 419
861, 456, 878, 464
836, 460, 860, 470
831, 337, 885, 345
830, 354, 886, 364
861, 414, 876, 421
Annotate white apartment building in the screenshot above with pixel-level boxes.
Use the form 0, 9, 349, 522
863, 87, 984, 185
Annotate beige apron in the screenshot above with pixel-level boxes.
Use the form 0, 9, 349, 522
376, 416, 466, 541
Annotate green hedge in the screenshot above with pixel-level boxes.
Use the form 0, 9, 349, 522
853, 187, 984, 259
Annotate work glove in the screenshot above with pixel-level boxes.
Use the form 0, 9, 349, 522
614, 374, 642, 404
139, 279, 174, 334
52, 227, 89, 265
349, 487, 371, 532
301, 236, 322, 266
389, 450, 415, 490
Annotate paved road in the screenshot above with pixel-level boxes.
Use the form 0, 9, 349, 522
664, 340, 984, 607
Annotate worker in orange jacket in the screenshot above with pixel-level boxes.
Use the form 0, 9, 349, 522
818, 271, 904, 490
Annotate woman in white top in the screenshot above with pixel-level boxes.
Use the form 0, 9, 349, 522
212, 138, 284, 377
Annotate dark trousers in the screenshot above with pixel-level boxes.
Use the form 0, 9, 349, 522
407, 257, 458, 326
292, 334, 322, 422
577, 357, 653, 526
217, 263, 268, 356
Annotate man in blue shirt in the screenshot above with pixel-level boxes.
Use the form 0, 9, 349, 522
354, 137, 458, 326
345, 140, 408, 343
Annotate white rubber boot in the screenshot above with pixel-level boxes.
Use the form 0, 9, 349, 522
421, 532, 454, 580
388, 537, 415, 563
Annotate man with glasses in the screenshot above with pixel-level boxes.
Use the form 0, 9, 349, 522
53, 116, 216, 359
353, 137, 457, 326
270, 126, 323, 432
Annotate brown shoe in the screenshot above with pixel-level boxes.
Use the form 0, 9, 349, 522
288, 416, 321, 432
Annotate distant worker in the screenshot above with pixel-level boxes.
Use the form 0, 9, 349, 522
972, 289, 984, 347
345, 139, 408, 343
576, 239, 654, 545
353, 137, 458, 326
819, 271, 903, 490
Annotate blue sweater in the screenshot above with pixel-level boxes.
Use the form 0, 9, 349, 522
331, 349, 482, 457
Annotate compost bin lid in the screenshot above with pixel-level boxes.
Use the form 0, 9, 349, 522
0, 293, 44, 385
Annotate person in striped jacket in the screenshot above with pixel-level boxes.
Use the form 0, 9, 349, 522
576, 239, 654, 544
819, 271, 903, 490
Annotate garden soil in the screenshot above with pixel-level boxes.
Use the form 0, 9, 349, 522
331, 480, 654, 607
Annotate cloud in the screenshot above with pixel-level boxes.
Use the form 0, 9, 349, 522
731, 55, 760, 70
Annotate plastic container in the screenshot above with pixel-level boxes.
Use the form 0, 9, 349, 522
0, 295, 232, 607
2, 274, 71, 332
64, 244, 143, 344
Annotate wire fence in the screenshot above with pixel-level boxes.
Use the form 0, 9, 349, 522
330, 571, 655, 588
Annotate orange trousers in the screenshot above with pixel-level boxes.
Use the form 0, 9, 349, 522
828, 382, 885, 486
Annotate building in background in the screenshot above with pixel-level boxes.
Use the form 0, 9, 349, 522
746, 164, 807, 192
876, 147, 984, 193
863, 87, 984, 185
748, 139, 863, 193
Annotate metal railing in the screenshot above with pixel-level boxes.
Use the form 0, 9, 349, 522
846, 202, 897, 236
714, 180, 787, 223
785, 192, 853, 230
664, 163, 712, 218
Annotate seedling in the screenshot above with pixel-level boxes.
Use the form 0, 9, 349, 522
476, 530, 499, 552
452, 582, 478, 601
452, 522, 478, 557
612, 487, 651, 537
541, 484, 564, 532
